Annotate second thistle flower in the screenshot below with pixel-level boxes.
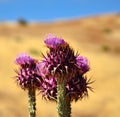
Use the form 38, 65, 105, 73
15, 53, 42, 89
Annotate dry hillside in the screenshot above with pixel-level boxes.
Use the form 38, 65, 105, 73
0, 13, 120, 117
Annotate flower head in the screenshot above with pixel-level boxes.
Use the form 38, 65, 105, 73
76, 56, 90, 74
41, 77, 57, 101
15, 53, 42, 89
44, 34, 66, 49
66, 73, 90, 102
41, 74, 92, 102
40, 34, 91, 101
41, 35, 81, 79
37, 60, 49, 78
40, 44, 79, 79
15, 53, 34, 65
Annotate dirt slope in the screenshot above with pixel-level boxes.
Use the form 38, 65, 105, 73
0, 13, 120, 117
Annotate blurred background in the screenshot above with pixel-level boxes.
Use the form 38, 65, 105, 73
0, 0, 120, 117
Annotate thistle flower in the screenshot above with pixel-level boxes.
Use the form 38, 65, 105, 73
41, 73, 92, 102
44, 34, 66, 49
42, 35, 79, 79
41, 77, 57, 101
66, 73, 90, 102
41, 34, 91, 117
15, 53, 33, 65
15, 53, 43, 117
76, 55, 90, 74
15, 53, 42, 89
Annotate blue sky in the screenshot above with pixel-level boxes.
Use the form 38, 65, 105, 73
0, 0, 120, 22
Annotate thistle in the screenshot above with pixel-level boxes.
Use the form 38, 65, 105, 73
44, 34, 78, 79
41, 74, 92, 117
41, 74, 92, 101
15, 53, 42, 117
39, 34, 92, 117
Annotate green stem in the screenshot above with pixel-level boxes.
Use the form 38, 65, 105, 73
66, 100, 71, 117
57, 78, 71, 117
28, 87, 36, 117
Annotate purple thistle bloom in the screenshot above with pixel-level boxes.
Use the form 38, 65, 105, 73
41, 77, 57, 101
15, 53, 33, 65
41, 73, 92, 102
44, 34, 66, 49
15, 53, 42, 89
40, 44, 79, 79
76, 55, 90, 74
40, 34, 92, 102
37, 61, 49, 78
66, 74, 90, 101
42, 34, 90, 79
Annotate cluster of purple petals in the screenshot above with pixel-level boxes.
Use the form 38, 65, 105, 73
14, 34, 91, 102
41, 77, 57, 101
15, 53, 42, 89
41, 73, 90, 102
76, 56, 90, 74
42, 39, 78, 78
66, 74, 88, 101
43, 34, 90, 79
15, 53, 33, 65
40, 35, 91, 101
37, 60, 49, 78
44, 34, 66, 49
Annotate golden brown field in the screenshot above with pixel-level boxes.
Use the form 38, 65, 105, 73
0, 14, 120, 117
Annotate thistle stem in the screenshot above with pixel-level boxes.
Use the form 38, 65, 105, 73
28, 87, 36, 117
57, 78, 71, 117
66, 100, 71, 117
